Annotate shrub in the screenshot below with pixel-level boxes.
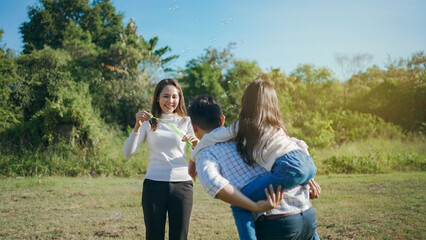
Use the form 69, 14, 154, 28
329, 109, 403, 144
388, 152, 426, 171
300, 116, 335, 148
323, 153, 387, 174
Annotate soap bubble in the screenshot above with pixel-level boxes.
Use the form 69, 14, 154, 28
92, 138, 99, 146
169, 5, 179, 11
110, 211, 122, 221
210, 62, 219, 69
222, 16, 236, 26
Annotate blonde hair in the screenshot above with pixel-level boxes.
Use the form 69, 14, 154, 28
235, 79, 286, 166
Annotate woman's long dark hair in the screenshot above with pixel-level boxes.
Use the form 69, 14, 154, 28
235, 79, 286, 166
150, 78, 187, 131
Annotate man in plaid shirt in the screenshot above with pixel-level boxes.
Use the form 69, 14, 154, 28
188, 95, 320, 240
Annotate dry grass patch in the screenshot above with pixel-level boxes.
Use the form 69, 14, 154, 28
0, 172, 425, 239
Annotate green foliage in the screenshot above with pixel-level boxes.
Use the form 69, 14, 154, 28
1, 0, 425, 177
290, 64, 343, 113
323, 153, 386, 174
301, 115, 335, 148
179, 44, 261, 124
180, 47, 229, 102
323, 151, 426, 174
0, 29, 21, 130
388, 151, 426, 171
222, 60, 262, 122
20, 0, 124, 53
1, 0, 181, 176
329, 109, 403, 144
346, 52, 426, 132
313, 137, 426, 174
14, 47, 73, 121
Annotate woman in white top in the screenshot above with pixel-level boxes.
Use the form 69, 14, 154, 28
123, 79, 198, 240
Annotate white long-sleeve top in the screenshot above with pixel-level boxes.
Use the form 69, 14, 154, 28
123, 113, 193, 182
190, 123, 308, 171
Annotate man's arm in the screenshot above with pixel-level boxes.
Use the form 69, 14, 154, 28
216, 184, 284, 213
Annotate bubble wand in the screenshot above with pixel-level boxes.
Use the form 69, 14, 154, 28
149, 114, 193, 148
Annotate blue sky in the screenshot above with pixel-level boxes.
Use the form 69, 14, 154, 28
1, 0, 425, 78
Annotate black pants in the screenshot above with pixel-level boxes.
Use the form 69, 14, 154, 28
142, 179, 193, 240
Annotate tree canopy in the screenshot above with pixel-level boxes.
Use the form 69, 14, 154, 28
0, 0, 424, 177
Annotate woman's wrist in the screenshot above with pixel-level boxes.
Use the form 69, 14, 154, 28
134, 122, 142, 133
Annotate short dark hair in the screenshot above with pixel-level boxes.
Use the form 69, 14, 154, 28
188, 96, 223, 131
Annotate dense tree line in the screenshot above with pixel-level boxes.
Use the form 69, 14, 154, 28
0, 0, 424, 176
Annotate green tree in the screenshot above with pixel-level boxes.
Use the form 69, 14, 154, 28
4, 46, 102, 151
0, 30, 21, 130
290, 64, 342, 113
180, 44, 260, 124
221, 60, 262, 122
179, 46, 231, 107
20, 0, 123, 53
346, 52, 425, 132
289, 64, 342, 131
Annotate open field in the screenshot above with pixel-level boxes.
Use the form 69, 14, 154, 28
1, 172, 425, 239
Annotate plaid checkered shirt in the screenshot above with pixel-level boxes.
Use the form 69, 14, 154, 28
196, 127, 312, 218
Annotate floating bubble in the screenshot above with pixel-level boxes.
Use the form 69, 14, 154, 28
229, 104, 237, 109
110, 211, 122, 221
210, 62, 219, 69
192, 19, 198, 24
234, 81, 240, 86
222, 16, 236, 25
181, 48, 189, 55
227, 80, 231, 84
169, 5, 179, 11
221, 93, 227, 99
141, 93, 148, 99
201, 82, 206, 86
209, 37, 216, 43
92, 138, 99, 146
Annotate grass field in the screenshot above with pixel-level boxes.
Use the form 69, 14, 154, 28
1, 172, 425, 239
